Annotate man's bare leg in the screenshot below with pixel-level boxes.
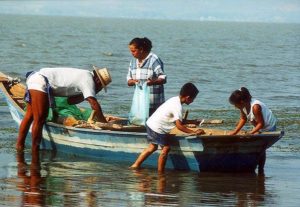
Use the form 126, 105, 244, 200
16, 104, 33, 151
30, 90, 49, 153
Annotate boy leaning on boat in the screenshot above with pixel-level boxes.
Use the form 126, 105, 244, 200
130, 83, 205, 172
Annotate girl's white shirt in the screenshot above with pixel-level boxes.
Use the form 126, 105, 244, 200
242, 98, 276, 131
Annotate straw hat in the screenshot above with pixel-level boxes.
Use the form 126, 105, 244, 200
92, 65, 112, 92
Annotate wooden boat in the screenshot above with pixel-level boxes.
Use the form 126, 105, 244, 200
0, 72, 284, 172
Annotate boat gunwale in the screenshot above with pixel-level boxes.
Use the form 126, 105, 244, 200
1, 79, 284, 142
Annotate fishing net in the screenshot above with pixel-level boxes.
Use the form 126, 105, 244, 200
47, 97, 92, 121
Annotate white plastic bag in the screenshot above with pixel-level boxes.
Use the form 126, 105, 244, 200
129, 82, 150, 125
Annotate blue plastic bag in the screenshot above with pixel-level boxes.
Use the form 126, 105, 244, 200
129, 82, 150, 125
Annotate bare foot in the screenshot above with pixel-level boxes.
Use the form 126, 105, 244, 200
129, 165, 140, 170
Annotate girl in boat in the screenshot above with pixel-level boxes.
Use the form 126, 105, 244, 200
229, 87, 277, 173
127, 37, 166, 116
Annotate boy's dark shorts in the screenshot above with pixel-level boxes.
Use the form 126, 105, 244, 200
146, 124, 170, 146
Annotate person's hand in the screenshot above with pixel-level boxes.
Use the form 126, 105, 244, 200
128, 79, 139, 86
228, 131, 237, 135
194, 129, 205, 135
248, 131, 260, 135
146, 78, 154, 86
106, 116, 113, 122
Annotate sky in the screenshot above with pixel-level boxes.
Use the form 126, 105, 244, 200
0, 0, 299, 23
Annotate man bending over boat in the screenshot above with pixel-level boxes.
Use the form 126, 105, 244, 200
130, 82, 205, 172
16, 66, 111, 152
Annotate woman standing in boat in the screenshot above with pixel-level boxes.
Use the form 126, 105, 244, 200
229, 87, 277, 173
16, 66, 111, 153
127, 37, 166, 116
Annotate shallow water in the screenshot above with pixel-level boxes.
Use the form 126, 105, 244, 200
1, 149, 300, 206
0, 14, 300, 206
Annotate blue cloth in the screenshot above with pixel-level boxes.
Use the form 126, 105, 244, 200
146, 124, 169, 146
24, 71, 55, 108
129, 82, 150, 125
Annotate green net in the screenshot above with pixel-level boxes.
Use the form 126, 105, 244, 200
47, 97, 92, 121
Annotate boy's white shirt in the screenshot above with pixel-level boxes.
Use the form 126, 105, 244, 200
146, 96, 183, 134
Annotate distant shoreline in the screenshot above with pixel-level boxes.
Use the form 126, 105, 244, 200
0, 13, 299, 25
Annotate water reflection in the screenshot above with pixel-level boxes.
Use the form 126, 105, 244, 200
195, 172, 267, 206
130, 169, 269, 206
130, 169, 180, 205
16, 150, 46, 206
12, 151, 271, 206
45, 161, 102, 207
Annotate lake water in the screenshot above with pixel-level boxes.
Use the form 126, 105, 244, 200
0, 14, 300, 206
